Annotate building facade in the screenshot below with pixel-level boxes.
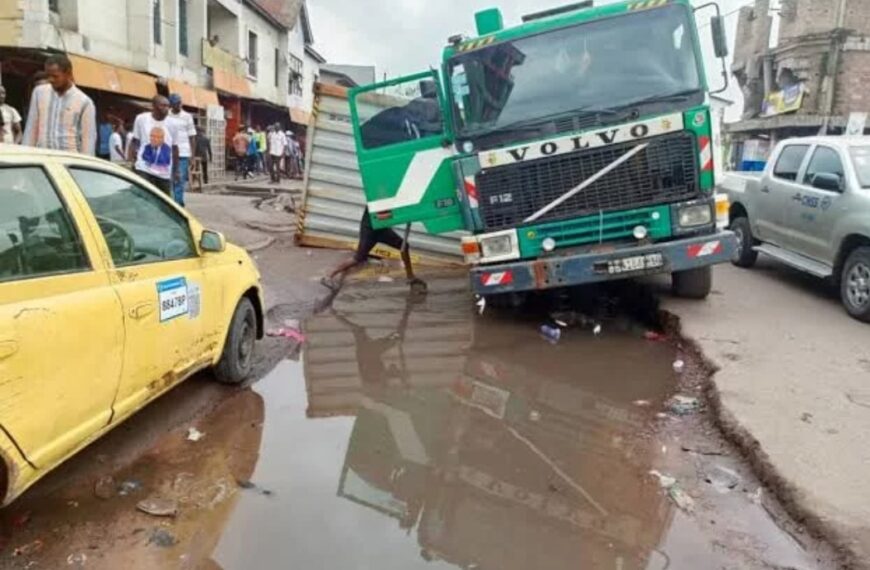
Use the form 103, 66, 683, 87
0, 0, 320, 174
729, 0, 870, 166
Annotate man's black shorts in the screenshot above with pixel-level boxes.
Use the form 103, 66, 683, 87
355, 211, 404, 262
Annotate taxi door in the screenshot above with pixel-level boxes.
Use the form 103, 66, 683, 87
0, 162, 123, 468
58, 164, 212, 421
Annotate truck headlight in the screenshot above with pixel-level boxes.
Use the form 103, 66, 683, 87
474, 230, 520, 263
481, 234, 513, 258
678, 204, 713, 228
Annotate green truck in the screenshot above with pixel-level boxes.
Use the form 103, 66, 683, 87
348, 0, 737, 301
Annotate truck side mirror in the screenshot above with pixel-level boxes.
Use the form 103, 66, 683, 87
811, 172, 843, 192
711, 15, 729, 58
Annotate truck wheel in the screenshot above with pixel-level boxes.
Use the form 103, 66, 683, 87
214, 298, 257, 384
840, 247, 870, 322
672, 266, 713, 300
730, 217, 758, 268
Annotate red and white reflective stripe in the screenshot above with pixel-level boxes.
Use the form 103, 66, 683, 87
699, 135, 713, 172
687, 240, 722, 258
480, 271, 513, 287
464, 176, 479, 209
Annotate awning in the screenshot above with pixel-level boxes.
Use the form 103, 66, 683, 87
69, 55, 156, 100
213, 69, 252, 98
167, 79, 221, 109
289, 107, 311, 126
196, 87, 219, 108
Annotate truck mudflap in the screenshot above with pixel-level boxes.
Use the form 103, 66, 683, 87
470, 231, 737, 295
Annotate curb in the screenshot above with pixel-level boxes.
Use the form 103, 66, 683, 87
244, 236, 276, 253
662, 309, 858, 570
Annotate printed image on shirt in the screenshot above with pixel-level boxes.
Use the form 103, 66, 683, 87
142, 126, 172, 176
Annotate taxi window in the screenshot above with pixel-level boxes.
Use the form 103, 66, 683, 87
68, 168, 196, 267
0, 166, 89, 283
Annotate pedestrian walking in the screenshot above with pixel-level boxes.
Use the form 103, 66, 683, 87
321, 207, 427, 294
232, 126, 251, 180
287, 131, 303, 179
128, 95, 177, 197
167, 93, 196, 206
109, 120, 125, 163
125, 122, 134, 157
268, 124, 286, 184
194, 126, 212, 185
22, 54, 96, 155
98, 115, 113, 160
247, 129, 259, 178
0, 85, 22, 144
254, 126, 267, 174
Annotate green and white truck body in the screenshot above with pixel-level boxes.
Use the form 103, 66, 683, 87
348, 0, 737, 298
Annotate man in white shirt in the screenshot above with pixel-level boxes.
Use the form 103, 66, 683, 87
167, 93, 196, 206
268, 124, 287, 183
0, 85, 22, 144
108, 121, 125, 163
128, 95, 177, 197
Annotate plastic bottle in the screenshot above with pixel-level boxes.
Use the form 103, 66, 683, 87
540, 324, 562, 343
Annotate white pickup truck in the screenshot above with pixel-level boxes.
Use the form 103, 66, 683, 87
725, 136, 870, 321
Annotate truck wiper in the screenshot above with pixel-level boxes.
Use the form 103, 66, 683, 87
578, 90, 700, 117
484, 108, 621, 136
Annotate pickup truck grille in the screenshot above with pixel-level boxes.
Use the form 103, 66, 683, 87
475, 132, 699, 230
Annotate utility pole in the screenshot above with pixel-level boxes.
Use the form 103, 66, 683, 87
820, 0, 849, 133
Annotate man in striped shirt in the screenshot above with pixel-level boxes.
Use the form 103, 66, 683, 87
22, 54, 96, 156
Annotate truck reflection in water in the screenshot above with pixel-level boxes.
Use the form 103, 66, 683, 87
303, 279, 676, 570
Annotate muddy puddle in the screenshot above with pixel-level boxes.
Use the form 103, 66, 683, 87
0, 277, 834, 569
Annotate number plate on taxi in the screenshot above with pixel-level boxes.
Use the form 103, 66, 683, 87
606, 253, 664, 275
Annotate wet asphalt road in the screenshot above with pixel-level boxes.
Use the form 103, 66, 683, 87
0, 271, 838, 569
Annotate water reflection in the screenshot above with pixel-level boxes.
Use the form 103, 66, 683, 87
304, 279, 677, 570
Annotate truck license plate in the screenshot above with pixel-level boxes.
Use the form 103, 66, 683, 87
607, 253, 664, 275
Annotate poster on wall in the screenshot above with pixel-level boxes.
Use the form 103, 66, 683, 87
762, 84, 804, 117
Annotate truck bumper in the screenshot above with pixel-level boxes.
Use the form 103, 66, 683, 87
470, 231, 737, 296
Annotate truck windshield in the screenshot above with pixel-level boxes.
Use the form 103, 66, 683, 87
850, 147, 870, 188
449, 5, 702, 140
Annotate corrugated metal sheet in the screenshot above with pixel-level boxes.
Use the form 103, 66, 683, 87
297, 84, 464, 266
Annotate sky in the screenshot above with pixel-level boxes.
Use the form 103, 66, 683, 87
308, 0, 770, 122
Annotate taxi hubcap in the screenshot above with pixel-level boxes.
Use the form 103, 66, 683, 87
238, 319, 255, 368
847, 263, 870, 309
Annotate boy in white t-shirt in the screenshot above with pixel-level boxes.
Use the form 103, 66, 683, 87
128, 95, 177, 197
108, 121, 125, 163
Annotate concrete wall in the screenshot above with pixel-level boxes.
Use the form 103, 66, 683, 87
780, 0, 870, 42
834, 51, 870, 115
240, 3, 286, 105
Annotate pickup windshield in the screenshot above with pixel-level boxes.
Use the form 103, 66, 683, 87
448, 5, 702, 141
850, 146, 870, 188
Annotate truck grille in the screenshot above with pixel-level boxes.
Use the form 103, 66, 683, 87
475, 132, 699, 230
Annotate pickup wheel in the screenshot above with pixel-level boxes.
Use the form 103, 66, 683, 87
730, 217, 758, 268
214, 298, 257, 384
672, 266, 712, 300
840, 247, 870, 322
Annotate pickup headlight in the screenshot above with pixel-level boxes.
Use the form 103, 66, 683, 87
678, 204, 713, 228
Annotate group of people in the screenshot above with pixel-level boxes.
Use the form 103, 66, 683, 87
232, 124, 303, 183
2, 54, 219, 207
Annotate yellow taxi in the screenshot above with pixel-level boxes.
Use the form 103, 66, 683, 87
0, 146, 265, 506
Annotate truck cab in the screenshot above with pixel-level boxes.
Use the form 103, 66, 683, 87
348, 0, 736, 300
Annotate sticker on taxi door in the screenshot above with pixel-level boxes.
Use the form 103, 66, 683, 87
157, 277, 189, 322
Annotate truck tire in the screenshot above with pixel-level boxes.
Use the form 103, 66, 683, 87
730, 217, 758, 268
672, 266, 712, 300
840, 247, 870, 322
214, 298, 257, 384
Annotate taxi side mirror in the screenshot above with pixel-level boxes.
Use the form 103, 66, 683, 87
201, 230, 226, 253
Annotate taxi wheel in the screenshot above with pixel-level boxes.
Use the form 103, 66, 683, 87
215, 298, 257, 385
